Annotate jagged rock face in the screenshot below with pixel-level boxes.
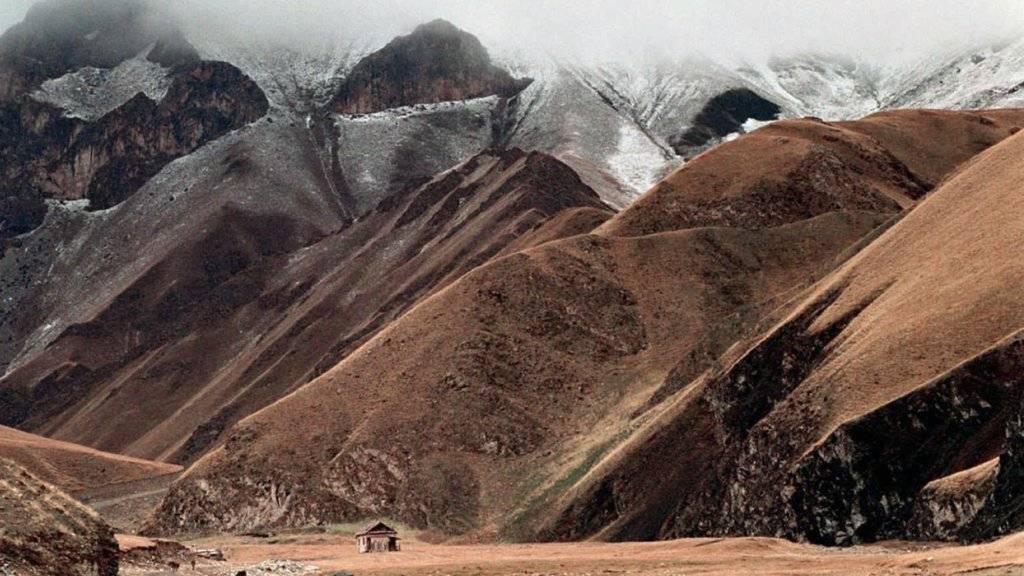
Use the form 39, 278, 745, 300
0, 0, 191, 102
669, 88, 781, 153
0, 59, 268, 238
665, 305, 1022, 546
960, 355, 1024, 541
907, 460, 999, 541
0, 458, 118, 576
331, 19, 531, 114
86, 60, 269, 209
0, 1, 267, 241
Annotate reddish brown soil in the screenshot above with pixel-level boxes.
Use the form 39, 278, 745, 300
146, 208, 883, 535
161, 532, 1024, 576
0, 459, 118, 576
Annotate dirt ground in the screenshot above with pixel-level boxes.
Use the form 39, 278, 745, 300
121, 532, 1024, 576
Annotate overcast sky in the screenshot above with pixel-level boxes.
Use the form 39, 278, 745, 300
0, 0, 34, 31
2, 0, 1022, 65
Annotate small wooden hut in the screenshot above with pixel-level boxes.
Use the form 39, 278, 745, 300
355, 521, 401, 553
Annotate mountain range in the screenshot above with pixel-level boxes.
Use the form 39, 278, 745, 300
2, 2, 1024, 572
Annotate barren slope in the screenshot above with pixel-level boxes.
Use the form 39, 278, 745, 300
148, 211, 884, 536
144, 110, 1021, 538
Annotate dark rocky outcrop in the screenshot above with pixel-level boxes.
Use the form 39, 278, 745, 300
0, 0, 268, 240
0, 190, 47, 239
670, 88, 781, 154
0, 0, 171, 102
959, 343, 1024, 541
785, 334, 1023, 545
680, 324, 1021, 545
0, 458, 119, 576
0, 59, 268, 236
331, 19, 531, 114
908, 460, 999, 541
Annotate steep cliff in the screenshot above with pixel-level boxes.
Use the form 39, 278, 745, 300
0, 61, 268, 217
331, 19, 531, 114
0, 0, 267, 241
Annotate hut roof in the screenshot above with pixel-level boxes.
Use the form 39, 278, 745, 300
356, 521, 398, 537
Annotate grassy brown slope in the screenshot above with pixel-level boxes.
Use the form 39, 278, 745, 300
0, 458, 118, 576
0, 149, 610, 464
601, 109, 1024, 237
0, 425, 178, 493
835, 109, 1024, 186
549, 125, 1024, 545
146, 210, 885, 537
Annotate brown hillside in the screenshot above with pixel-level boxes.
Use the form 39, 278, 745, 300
147, 211, 885, 536
601, 109, 1024, 237
147, 109, 1024, 539
0, 458, 118, 576
0, 425, 179, 493
149, 107, 1024, 537
0, 149, 611, 464
546, 122, 1024, 545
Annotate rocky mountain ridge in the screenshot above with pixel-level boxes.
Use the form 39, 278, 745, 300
331, 19, 532, 114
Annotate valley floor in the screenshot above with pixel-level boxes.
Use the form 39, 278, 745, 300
123, 532, 1024, 576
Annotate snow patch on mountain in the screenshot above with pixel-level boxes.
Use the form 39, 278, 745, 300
608, 123, 674, 193
333, 96, 498, 213
110, 28, 1024, 213
193, 38, 368, 111
883, 39, 1024, 109
31, 55, 172, 120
